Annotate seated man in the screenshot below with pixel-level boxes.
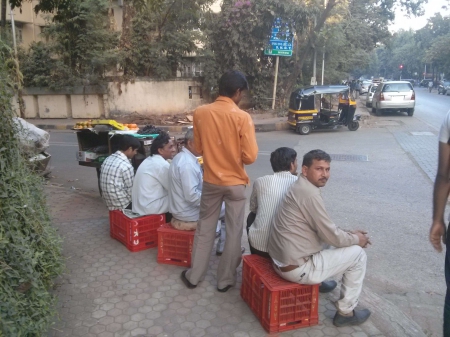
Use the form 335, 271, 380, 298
247, 147, 298, 258
168, 128, 231, 255
268, 149, 371, 327
100, 135, 140, 210
132, 132, 176, 217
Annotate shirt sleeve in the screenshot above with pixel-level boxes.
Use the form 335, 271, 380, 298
249, 180, 258, 213
439, 110, 450, 143
193, 110, 203, 155
240, 114, 258, 165
179, 163, 202, 206
304, 195, 359, 248
123, 164, 134, 198
159, 163, 171, 192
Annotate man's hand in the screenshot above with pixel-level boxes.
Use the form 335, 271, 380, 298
355, 232, 371, 248
430, 221, 446, 252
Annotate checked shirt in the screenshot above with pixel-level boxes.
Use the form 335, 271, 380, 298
100, 151, 134, 210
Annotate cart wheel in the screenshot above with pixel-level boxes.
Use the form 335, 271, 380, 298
348, 121, 360, 131
297, 124, 311, 135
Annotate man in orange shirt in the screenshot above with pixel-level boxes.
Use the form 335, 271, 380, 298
181, 70, 258, 292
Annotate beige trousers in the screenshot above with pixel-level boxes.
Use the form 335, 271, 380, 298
185, 182, 246, 289
274, 245, 367, 315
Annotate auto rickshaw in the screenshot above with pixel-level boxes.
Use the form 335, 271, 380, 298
287, 85, 361, 135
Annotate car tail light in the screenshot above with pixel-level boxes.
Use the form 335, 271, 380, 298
380, 93, 385, 101
411, 92, 415, 100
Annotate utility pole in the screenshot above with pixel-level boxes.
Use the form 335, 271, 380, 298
271, 56, 279, 110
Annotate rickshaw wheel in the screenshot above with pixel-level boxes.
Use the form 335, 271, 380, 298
348, 121, 359, 131
297, 124, 311, 135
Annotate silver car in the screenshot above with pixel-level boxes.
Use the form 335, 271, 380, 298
371, 81, 415, 116
365, 84, 378, 107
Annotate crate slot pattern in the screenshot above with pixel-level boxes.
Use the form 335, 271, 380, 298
109, 210, 165, 252
241, 255, 319, 333
157, 223, 195, 267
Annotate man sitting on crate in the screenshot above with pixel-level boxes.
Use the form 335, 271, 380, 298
100, 135, 140, 210
132, 132, 176, 220
268, 149, 372, 327
168, 128, 235, 255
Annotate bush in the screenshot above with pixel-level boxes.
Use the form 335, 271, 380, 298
0, 41, 64, 336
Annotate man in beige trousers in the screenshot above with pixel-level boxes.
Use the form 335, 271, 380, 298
180, 70, 258, 292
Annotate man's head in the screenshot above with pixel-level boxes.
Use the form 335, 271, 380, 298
150, 132, 176, 160
270, 147, 298, 175
118, 135, 141, 159
301, 149, 331, 187
184, 128, 200, 157
218, 70, 249, 105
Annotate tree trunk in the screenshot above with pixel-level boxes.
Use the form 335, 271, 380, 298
1, 0, 7, 39
281, 0, 338, 106
119, 0, 136, 76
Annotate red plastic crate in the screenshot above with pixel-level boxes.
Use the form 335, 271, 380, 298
109, 210, 165, 252
157, 223, 195, 267
241, 255, 319, 333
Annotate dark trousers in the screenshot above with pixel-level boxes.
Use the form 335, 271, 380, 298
445, 226, 450, 336
246, 212, 271, 259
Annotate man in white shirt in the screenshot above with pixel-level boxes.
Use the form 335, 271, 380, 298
247, 147, 298, 257
168, 129, 230, 255
132, 132, 176, 217
100, 135, 140, 210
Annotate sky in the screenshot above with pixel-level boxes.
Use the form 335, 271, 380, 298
390, 0, 450, 32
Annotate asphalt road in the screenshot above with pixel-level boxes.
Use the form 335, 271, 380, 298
45, 90, 450, 336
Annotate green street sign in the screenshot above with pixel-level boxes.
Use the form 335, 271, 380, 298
264, 49, 292, 57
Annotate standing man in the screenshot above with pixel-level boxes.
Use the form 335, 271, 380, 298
429, 80, 434, 93
430, 110, 450, 335
268, 149, 371, 327
100, 135, 140, 210
181, 70, 258, 292
132, 132, 176, 217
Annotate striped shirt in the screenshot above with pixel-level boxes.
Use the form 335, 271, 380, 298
248, 171, 298, 252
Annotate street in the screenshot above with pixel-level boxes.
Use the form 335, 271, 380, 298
45, 87, 449, 336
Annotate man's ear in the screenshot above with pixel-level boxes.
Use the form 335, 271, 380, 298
301, 165, 308, 176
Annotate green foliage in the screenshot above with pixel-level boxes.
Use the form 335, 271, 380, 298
0, 41, 64, 336
124, 0, 214, 78
20, 0, 119, 89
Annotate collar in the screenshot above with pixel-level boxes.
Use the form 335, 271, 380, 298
182, 147, 198, 161
274, 171, 295, 177
215, 96, 238, 106
115, 151, 129, 161
300, 174, 320, 190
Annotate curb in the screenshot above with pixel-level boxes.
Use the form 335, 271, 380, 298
33, 122, 291, 133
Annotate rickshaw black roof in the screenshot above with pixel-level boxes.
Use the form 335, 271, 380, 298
293, 85, 350, 97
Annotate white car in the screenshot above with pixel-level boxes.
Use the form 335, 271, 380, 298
360, 81, 372, 94
365, 84, 378, 107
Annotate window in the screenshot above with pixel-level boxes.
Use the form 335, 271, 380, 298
382, 83, 413, 92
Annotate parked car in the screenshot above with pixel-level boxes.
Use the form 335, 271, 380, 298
438, 81, 450, 95
371, 81, 415, 116
420, 79, 433, 87
365, 83, 379, 107
360, 80, 372, 94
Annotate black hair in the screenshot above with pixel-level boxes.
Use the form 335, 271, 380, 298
118, 135, 141, 152
150, 132, 171, 156
270, 147, 297, 173
302, 149, 331, 167
218, 70, 249, 97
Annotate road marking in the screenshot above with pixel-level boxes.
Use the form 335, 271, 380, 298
258, 151, 271, 155
50, 142, 78, 147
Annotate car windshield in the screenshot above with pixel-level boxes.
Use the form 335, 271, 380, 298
370, 85, 378, 92
382, 83, 413, 92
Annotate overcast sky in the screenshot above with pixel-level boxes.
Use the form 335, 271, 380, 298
390, 0, 450, 32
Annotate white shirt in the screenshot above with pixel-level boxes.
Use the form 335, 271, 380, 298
132, 154, 170, 215
100, 151, 134, 210
168, 147, 203, 222
248, 171, 298, 252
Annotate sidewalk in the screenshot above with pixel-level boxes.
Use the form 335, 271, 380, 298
26, 105, 371, 133
46, 184, 391, 337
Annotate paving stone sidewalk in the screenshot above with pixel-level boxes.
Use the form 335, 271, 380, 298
45, 185, 384, 337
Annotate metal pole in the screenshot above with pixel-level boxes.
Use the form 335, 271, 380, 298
10, 9, 17, 57
271, 56, 279, 110
424, 64, 426, 80
321, 48, 325, 85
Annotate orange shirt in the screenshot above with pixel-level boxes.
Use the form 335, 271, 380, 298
193, 96, 258, 186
